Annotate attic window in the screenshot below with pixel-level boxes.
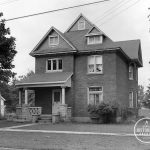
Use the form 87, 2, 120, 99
49, 35, 59, 46
78, 20, 85, 30
87, 35, 103, 45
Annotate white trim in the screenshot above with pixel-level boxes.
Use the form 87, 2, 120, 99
87, 35, 103, 45
49, 35, 59, 46
30, 26, 76, 55
65, 13, 94, 32
135, 91, 138, 107
78, 20, 85, 30
87, 86, 103, 105
129, 91, 134, 108
52, 89, 62, 104
87, 55, 103, 74
46, 58, 63, 72
129, 65, 134, 80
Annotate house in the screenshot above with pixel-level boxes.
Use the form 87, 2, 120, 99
0, 93, 5, 118
16, 14, 143, 122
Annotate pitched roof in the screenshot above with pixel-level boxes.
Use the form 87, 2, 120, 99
16, 72, 73, 88
30, 14, 142, 67
30, 26, 76, 56
65, 13, 94, 32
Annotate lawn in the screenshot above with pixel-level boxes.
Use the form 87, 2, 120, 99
0, 131, 149, 150
17, 122, 134, 134
0, 121, 150, 150
0, 120, 28, 128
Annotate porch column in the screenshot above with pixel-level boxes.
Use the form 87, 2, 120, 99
61, 86, 66, 104
18, 89, 22, 106
25, 89, 28, 105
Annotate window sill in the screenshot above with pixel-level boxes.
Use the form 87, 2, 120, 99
46, 70, 62, 73
87, 72, 103, 75
129, 78, 134, 81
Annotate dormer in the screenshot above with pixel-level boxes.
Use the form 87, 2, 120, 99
85, 26, 104, 45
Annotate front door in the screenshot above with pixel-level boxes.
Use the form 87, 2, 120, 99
52, 89, 61, 114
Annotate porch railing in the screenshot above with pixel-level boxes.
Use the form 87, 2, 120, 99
28, 107, 42, 116
16, 106, 42, 121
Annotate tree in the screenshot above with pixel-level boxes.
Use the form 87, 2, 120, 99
143, 81, 150, 108
138, 85, 145, 102
0, 12, 17, 83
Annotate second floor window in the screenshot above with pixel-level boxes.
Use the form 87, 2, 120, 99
88, 55, 103, 74
129, 65, 134, 80
49, 35, 59, 46
47, 58, 62, 72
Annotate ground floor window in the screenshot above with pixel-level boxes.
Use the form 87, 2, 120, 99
129, 91, 134, 108
88, 87, 103, 105
135, 92, 138, 107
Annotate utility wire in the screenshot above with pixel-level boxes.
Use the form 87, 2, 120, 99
0, 0, 20, 6
4, 0, 110, 22
98, 0, 141, 26
94, 0, 133, 24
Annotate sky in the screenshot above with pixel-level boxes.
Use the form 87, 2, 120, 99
0, 0, 150, 90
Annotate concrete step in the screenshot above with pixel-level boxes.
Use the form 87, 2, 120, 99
38, 114, 52, 123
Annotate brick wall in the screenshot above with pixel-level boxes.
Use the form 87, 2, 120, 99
35, 55, 74, 74
73, 52, 117, 117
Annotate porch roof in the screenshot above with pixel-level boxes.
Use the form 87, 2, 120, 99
16, 72, 73, 88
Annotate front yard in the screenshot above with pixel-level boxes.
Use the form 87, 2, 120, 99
0, 121, 150, 150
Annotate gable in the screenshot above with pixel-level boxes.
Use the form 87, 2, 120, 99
66, 14, 94, 32
30, 27, 76, 56
89, 27, 100, 34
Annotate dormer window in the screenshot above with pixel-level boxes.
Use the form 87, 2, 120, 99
49, 35, 59, 46
87, 35, 103, 45
78, 20, 85, 30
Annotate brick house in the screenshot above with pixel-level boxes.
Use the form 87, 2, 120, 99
16, 14, 143, 122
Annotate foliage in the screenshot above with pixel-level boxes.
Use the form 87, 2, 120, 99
0, 12, 17, 83
88, 101, 118, 123
121, 107, 136, 120
142, 82, 150, 108
0, 70, 35, 112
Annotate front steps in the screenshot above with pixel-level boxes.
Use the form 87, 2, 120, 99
38, 114, 52, 123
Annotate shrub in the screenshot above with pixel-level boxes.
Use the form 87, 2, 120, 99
88, 102, 118, 123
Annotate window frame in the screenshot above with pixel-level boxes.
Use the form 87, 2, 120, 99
78, 20, 85, 30
87, 35, 103, 45
46, 58, 62, 72
87, 55, 103, 74
49, 35, 59, 46
129, 91, 134, 108
87, 86, 103, 105
129, 65, 134, 80
135, 91, 138, 107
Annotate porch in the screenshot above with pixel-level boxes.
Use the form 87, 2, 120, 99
15, 72, 73, 123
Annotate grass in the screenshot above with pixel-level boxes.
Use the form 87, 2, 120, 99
0, 121, 150, 149
0, 131, 149, 150
17, 122, 134, 134
0, 120, 28, 128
